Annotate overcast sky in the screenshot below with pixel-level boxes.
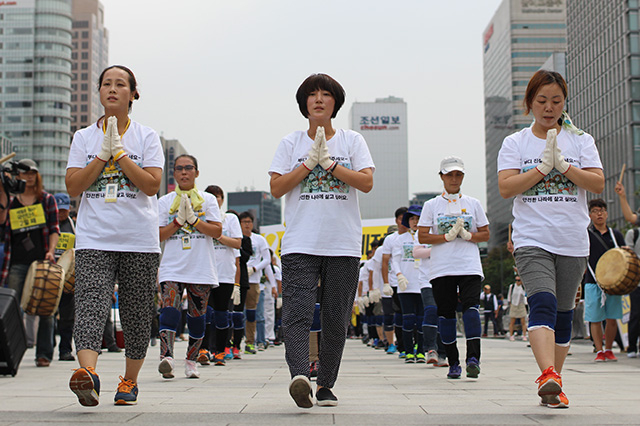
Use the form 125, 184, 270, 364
101, 0, 504, 210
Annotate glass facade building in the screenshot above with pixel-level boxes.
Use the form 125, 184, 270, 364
0, 0, 72, 193
483, 0, 567, 248
566, 0, 637, 226
227, 191, 282, 230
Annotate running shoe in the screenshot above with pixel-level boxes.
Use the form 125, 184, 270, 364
398, 351, 406, 359
158, 357, 175, 379
604, 350, 618, 361
288, 375, 313, 408
466, 357, 480, 378
114, 376, 138, 405
426, 350, 438, 364
316, 387, 338, 407
370, 338, 378, 348
535, 366, 562, 405
69, 366, 100, 407
257, 342, 266, 351
232, 347, 242, 359
185, 359, 200, 378
244, 344, 256, 354
415, 353, 426, 363
309, 361, 319, 379
197, 349, 211, 366
447, 363, 462, 379
405, 353, 416, 363
546, 391, 569, 409
375, 340, 387, 350
224, 347, 233, 360
435, 356, 449, 367
594, 351, 606, 362
628, 351, 638, 358
214, 352, 226, 366
386, 343, 397, 354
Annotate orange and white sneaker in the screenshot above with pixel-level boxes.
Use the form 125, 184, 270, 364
546, 391, 569, 408
197, 349, 211, 366
535, 366, 562, 405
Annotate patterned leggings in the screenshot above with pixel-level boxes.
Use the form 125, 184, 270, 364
159, 281, 211, 361
73, 249, 160, 360
281, 254, 359, 389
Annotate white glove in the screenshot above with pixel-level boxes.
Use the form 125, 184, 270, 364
553, 135, 571, 174
536, 129, 555, 175
108, 116, 126, 161
317, 129, 336, 171
174, 194, 187, 227
397, 273, 409, 291
363, 295, 370, 307
444, 218, 463, 242
231, 284, 241, 305
357, 297, 366, 312
382, 283, 393, 297
369, 288, 382, 304
459, 227, 472, 241
97, 117, 113, 162
276, 296, 282, 309
303, 127, 323, 171
247, 266, 255, 276
183, 194, 198, 226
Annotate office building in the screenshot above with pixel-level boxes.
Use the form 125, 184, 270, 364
0, 0, 73, 193
566, 1, 636, 226
227, 191, 281, 230
483, 0, 567, 248
70, 0, 108, 133
349, 96, 408, 219
159, 136, 188, 197
410, 192, 440, 207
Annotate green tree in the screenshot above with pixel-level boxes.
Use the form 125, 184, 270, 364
481, 245, 516, 296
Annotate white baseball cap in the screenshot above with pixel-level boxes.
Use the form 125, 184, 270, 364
440, 156, 465, 174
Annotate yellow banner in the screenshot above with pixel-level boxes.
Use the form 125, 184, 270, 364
9, 204, 46, 232
56, 232, 75, 251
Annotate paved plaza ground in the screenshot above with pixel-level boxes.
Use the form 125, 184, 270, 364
0, 336, 639, 425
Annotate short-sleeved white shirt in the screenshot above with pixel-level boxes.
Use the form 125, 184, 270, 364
497, 127, 602, 256
213, 213, 242, 283
268, 129, 375, 257
360, 260, 371, 294
67, 120, 165, 253
389, 232, 421, 294
381, 232, 399, 287
247, 233, 271, 285
418, 194, 489, 281
367, 249, 385, 294
157, 191, 221, 285
412, 233, 432, 289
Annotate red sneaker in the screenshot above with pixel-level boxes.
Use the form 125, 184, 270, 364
232, 347, 242, 359
603, 350, 617, 361
547, 391, 569, 408
535, 366, 562, 404
594, 351, 606, 362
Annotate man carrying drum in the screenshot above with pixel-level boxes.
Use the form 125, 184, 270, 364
583, 199, 625, 362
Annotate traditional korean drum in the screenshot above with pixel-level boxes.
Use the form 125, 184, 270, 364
20, 260, 64, 316
57, 249, 75, 294
595, 247, 640, 295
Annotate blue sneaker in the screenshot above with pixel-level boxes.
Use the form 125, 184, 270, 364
69, 367, 100, 407
398, 351, 406, 359
466, 357, 480, 378
447, 363, 462, 379
386, 344, 397, 354
114, 376, 138, 405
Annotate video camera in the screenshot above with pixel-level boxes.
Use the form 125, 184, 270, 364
1, 160, 27, 195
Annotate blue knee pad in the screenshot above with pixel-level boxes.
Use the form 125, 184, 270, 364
187, 314, 205, 339
383, 314, 394, 331
214, 310, 229, 330
394, 313, 403, 328
205, 306, 214, 324
462, 306, 481, 339
232, 312, 244, 330
439, 317, 457, 345
375, 315, 384, 327
159, 307, 180, 332
423, 305, 437, 327
246, 309, 256, 323
403, 314, 416, 331
555, 310, 573, 346
528, 292, 557, 331
311, 303, 321, 332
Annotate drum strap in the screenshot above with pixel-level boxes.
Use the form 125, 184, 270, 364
587, 227, 619, 307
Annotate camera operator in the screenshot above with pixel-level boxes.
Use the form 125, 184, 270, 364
2, 158, 60, 367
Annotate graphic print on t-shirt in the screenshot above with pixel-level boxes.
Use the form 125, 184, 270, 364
522, 166, 577, 197
300, 160, 351, 194
402, 242, 415, 262
436, 214, 473, 235
87, 158, 140, 197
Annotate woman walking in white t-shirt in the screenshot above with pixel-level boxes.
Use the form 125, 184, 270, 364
497, 70, 604, 409
156, 155, 222, 379
269, 74, 374, 408
66, 65, 165, 406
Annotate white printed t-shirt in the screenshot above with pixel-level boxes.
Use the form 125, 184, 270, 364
412, 233, 432, 289
390, 231, 420, 294
247, 233, 272, 288
268, 129, 375, 257
418, 194, 489, 281
367, 250, 385, 294
497, 127, 602, 256
67, 120, 165, 252
381, 232, 399, 287
213, 212, 242, 283
359, 261, 370, 295
157, 191, 221, 286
